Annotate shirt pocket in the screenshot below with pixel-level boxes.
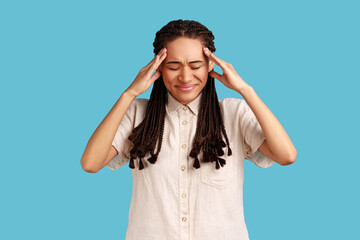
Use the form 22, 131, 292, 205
200, 141, 235, 189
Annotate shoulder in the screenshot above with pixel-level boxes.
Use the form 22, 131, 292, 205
128, 98, 149, 113
124, 98, 149, 125
132, 97, 149, 106
219, 98, 253, 124
219, 97, 247, 112
217, 98, 247, 141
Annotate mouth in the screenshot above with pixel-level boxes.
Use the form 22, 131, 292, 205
176, 84, 196, 92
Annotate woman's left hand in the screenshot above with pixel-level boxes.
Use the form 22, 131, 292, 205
203, 47, 252, 94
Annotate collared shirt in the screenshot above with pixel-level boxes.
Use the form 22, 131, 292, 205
107, 92, 274, 240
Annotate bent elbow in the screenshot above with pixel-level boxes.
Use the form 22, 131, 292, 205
281, 150, 297, 166
81, 158, 100, 173
83, 166, 99, 173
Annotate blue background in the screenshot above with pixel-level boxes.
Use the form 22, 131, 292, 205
1, 0, 359, 239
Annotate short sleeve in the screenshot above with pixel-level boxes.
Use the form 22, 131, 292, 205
239, 99, 274, 168
106, 99, 147, 170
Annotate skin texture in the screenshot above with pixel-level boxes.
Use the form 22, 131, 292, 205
81, 35, 297, 173
158, 37, 214, 105
156, 37, 297, 165
202, 46, 297, 165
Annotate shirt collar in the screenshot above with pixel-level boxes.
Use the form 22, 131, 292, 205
166, 91, 202, 115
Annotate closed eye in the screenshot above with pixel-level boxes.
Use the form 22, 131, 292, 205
169, 66, 201, 71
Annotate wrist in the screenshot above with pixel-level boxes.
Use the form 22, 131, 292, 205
237, 85, 254, 97
122, 90, 138, 101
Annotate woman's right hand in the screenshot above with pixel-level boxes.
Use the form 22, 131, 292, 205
125, 48, 167, 98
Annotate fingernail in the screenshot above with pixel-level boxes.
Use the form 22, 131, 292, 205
204, 47, 209, 52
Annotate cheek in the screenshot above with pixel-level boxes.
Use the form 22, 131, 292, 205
198, 68, 209, 80
162, 71, 177, 84
161, 72, 171, 83
161, 74, 172, 89
162, 70, 171, 78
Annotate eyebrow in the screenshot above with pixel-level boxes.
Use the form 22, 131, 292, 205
166, 60, 204, 65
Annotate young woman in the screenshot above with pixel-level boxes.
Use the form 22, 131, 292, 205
81, 19, 297, 240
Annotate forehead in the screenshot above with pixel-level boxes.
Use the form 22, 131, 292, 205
165, 37, 206, 63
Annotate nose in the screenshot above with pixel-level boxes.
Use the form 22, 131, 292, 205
178, 66, 193, 83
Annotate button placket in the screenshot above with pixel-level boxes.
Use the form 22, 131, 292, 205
178, 107, 190, 240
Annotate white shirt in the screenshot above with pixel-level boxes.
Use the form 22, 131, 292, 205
107, 92, 274, 240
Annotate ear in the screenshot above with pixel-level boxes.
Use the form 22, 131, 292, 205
208, 60, 215, 72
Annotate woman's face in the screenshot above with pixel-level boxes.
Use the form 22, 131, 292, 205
158, 37, 214, 105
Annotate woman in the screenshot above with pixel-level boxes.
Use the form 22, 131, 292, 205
81, 19, 297, 240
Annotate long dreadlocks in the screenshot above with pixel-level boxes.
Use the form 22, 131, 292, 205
128, 19, 232, 170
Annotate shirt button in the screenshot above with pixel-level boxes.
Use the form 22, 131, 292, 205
182, 217, 187, 222
182, 120, 187, 125
182, 193, 187, 198
181, 144, 187, 148
181, 166, 186, 171
183, 106, 188, 111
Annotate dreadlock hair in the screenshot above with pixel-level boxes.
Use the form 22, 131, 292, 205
128, 19, 232, 170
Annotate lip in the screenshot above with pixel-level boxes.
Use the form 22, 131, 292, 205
176, 84, 196, 92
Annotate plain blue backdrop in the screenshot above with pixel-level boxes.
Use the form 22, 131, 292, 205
1, 0, 359, 239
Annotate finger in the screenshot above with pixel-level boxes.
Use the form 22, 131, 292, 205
146, 49, 167, 76
144, 48, 166, 71
143, 55, 157, 70
203, 47, 227, 70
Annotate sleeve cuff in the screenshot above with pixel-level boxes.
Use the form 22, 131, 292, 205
106, 144, 130, 170
246, 135, 274, 168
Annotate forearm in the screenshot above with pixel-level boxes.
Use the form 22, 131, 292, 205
238, 86, 297, 161
80, 91, 136, 172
